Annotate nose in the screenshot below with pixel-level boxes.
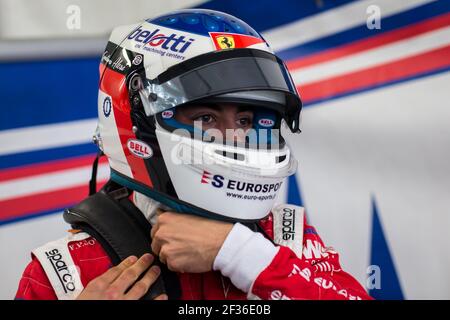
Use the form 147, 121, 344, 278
217, 119, 247, 143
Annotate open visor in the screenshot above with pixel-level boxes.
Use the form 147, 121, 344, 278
139, 49, 302, 133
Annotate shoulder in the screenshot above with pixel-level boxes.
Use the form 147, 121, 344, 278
33, 230, 111, 280
18, 231, 111, 300
15, 253, 57, 299
32, 231, 107, 263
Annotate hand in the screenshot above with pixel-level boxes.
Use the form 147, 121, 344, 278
151, 210, 233, 273
76, 253, 167, 300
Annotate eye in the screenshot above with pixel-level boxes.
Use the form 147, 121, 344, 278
194, 114, 215, 124
236, 116, 252, 127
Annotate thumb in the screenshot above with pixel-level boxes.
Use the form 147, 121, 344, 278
156, 208, 165, 216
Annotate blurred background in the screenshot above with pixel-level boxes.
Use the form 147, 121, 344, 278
1, 0, 449, 299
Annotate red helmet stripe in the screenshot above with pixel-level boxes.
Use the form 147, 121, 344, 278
100, 67, 153, 188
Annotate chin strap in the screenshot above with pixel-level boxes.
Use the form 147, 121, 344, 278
89, 150, 104, 196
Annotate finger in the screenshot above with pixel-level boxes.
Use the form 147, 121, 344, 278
151, 209, 169, 239
155, 294, 168, 300
151, 235, 162, 256
124, 265, 161, 300
97, 255, 138, 286
156, 208, 165, 216
159, 247, 167, 265
150, 221, 160, 239
111, 253, 154, 293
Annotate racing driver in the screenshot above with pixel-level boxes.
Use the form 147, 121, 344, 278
15, 9, 372, 300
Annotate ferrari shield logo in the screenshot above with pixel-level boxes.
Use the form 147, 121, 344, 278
216, 35, 235, 49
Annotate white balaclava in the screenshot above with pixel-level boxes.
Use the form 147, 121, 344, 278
133, 192, 172, 225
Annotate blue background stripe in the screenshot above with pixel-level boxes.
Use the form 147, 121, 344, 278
287, 174, 304, 207
370, 198, 404, 299
0, 58, 100, 131
0, 208, 64, 226
0, 143, 97, 169
195, 0, 357, 32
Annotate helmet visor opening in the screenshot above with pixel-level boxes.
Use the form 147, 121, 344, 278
155, 102, 286, 151
139, 48, 302, 133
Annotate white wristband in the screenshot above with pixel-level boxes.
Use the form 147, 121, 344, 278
213, 223, 279, 293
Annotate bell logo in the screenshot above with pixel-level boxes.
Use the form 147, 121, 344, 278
162, 110, 174, 119
258, 118, 275, 127
127, 139, 153, 159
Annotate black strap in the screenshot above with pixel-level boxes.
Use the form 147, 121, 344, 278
89, 150, 104, 196
63, 180, 181, 300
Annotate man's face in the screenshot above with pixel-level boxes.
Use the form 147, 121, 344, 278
174, 103, 254, 143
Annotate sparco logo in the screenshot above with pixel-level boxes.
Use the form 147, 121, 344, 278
282, 207, 296, 241
201, 171, 282, 193
45, 249, 76, 293
128, 26, 195, 53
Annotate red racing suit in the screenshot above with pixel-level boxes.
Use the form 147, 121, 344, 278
15, 204, 372, 300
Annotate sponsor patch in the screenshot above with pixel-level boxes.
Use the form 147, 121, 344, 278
127, 139, 153, 159
201, 170, 282, 193
258, 118, 275, 127
200, 170, 282, 201
201, 170, 211, 184
102, 50, 128, 72
128, 26, 195, 52
32, 233, 87, 300
162, 110, 174, 119
127, 25, 195, 61
103, 96, 112, 117
44, 249, 78, 293
272, 204, 304, 258
132, 54, 143, 65
215, 35, 235, 49
209, 32, 265, 51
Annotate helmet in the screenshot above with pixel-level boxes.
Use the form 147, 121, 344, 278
96, 9, 302, 222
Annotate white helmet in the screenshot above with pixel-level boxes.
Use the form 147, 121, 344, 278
96, 9, 302, 222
